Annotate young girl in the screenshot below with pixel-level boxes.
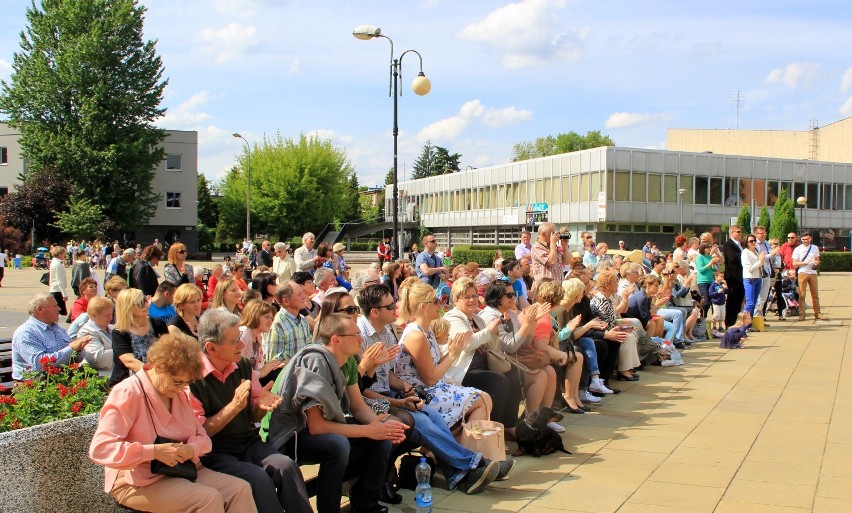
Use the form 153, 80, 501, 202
430, 317, 451, 346
708, 272, 728, 337
720, 312, 749, 349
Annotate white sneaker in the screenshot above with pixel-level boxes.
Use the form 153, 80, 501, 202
547, 421, 566, 433
588, 377, 614, 395
583, 390, 601, 403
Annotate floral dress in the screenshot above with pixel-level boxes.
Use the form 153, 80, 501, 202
394, 323, 481, 428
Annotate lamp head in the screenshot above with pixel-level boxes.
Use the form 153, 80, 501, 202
412, 72, 431, 96
352, 25, 381, 40
232, 133, 242, 139
797, 196, 807, 206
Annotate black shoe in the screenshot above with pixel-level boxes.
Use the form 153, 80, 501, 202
580, 404, 591, 412
460, 459, 500, 494
601, 381, 622, 394
495, 458, 515, 481
379, 483, 402, 505
616, 373, 639, 381
352, 505, 389, 513
564, 405, 586, 414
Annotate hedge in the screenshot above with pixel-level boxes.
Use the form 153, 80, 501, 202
450, 245, 517, 267
817, 251, 852, 272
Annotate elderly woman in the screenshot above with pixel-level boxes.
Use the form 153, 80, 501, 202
168, 283, 204, 339
395, 281, 492, 429
78, 296, 116, 377
212, 278, 241, 315
130, 245, 162, 297
478, 281, 564, 422
109, 288, 169, 387
48, 245, 70, 316
442, 278, 517, 427
240, 299, 286, 383
590, 270, 641, 381
164, 243, 194, 286
71, 277, 99, 322
89, 334, 257, 513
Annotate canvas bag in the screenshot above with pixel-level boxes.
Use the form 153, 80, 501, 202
459, 396, 506, 462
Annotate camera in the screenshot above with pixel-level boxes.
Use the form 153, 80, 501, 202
412, 385, 432, 405
559, 232, 572, 240
662, 270, 675, 276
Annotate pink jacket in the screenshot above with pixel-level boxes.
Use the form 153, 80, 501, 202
88, 368, 211, 492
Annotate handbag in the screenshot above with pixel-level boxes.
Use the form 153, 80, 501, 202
397, 450, 437, 490
40, 272, 49, 286
513, 344, 550, 370
135, 376, 198, 482
459, 396, 505, 462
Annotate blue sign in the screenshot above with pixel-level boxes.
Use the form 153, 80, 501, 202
530, 202, 548, 212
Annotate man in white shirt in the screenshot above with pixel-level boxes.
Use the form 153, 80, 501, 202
294, 232, 317, 274
514, 231, 532, 260
272, 242, 296, 282
792, 232, 827, 321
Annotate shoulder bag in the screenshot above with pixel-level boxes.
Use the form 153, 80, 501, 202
135, 376, 198, 482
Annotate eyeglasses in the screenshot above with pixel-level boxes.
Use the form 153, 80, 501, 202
338, 332, 363, 339
171, 378, 193, 387
503, 292, 516, 299
460, 294, 478, 302
747, 240, 756, 243
335, 305, 361, 315
374, 302, 396, 311
364, 279, 380, 286
177, 250, 186, 254
425, 239, 437, 244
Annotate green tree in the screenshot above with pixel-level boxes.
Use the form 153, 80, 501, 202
511, 130, 615, 161
0, 0, 168, 232
342, 173, 362, 222
384, 167, 394, 186
216, 133, 352, 241
0, 168, 75, 244
197, 174, 219, 228
737, 205, 752, 234
411, 141, 462, 179
757, 205, 771, 235
770, 187, 797, 240
52, 194, 104, 240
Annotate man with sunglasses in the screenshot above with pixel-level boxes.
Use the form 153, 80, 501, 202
415, 232, 448, 288
779, 232, 799, 271
721, 225, 746, 327
356, 285, 504, 495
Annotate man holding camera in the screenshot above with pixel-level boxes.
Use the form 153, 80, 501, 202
530, 222, 570, 299
792, 232, 827, 321
356, 284, 503, 495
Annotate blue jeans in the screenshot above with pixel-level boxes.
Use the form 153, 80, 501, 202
743, 277, 762, 317
572, 336, 600, 376
407, 405, 482, 489
657, 308, 685, 342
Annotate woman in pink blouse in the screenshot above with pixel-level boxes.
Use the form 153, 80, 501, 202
89, 334, 258, 513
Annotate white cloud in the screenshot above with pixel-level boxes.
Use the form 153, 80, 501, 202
194, 23, 265, 64
604, 112, 672, 129
288, 58, 301, 75
458, 0, 588, 69
840, 97, 852, 117
417, 99, 532, 140
763, 62, 821, 89
156, 91, 215, 129
841, 68, 852, 92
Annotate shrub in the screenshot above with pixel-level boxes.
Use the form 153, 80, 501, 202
817, 252, 852, 272
451, 245, 516, 267
0, 356, 108, 432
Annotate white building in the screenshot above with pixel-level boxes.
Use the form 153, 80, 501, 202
389, 146, 852, 250
0, 122, 199, 250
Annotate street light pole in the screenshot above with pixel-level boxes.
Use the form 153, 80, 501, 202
232, 133, 251, 243
797, 196, 807, 235
678, 188, 686, 233
353, 25, 431, 259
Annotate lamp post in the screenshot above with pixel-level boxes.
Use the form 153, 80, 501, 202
353, 24, 431, 259
678, 188, 687, 233
797, 196, 807, 234
232, 133, 251, 243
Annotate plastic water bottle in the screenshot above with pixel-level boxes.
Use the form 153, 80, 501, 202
414, 457, 432, 513
671, 347, 683, 365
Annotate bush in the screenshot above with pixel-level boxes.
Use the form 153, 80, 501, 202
21, 255, 33, 267
451, 245, 516, 267
817, 252, 852, 272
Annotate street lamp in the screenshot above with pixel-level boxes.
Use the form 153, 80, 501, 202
353, 24, 431, 259
797, 196, 807, 234
678, 188, 687, 233
232, 133, 251, 243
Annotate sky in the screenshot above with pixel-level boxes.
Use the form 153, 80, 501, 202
2, 0, 852, 188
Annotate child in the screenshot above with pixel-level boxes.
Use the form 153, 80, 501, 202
720, 311, 749, 349
708, 272, 727, 337
430, 317, 451, 346
780, 269, 799, 317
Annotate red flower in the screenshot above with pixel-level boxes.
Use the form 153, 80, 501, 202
0, 396, 17, 405
45, 365, 62, 376
0, 383, 7, 393
70, 402, 83, 413
68, 363, 80, 370
39, 355, 51, 366
0, 410, 5, 421
21, 380, 33, 387
50, 356, 57, 364
56, 384, 69, 398
11, 419, 21, 429
78, 379, 88, 388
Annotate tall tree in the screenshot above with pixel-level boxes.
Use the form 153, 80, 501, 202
197, 174, 219, 228
342, 173, 362, 222
384, 167, 394, 186
737, 205, 752, 234
757, 205, 771, 235
411, 141, 462, 179
411, 141, 436, 180
770, 187, 797, 240
511, 130, 615, 161
52, 194, 104, 240
216, 133, 353, 241
0, 0, 168, 232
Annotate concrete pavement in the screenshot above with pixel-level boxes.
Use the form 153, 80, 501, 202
1, 264, 850, 511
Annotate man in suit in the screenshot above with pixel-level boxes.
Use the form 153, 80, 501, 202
721, 225, 745, 327
257, 240, 274, 268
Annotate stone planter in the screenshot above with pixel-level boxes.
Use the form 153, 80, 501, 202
0, 414, 124, 513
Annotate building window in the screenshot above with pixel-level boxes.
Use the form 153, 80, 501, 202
0, 187, 8, 196
166, 192, 181, 208
166, 154, 182, 170
0, 146, 7, 165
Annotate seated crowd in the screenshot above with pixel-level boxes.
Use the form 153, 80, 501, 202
10, 225, 824, 513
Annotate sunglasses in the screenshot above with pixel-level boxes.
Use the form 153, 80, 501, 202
747, 240, 756, 243
374, 302, 396, 311
503, 292, 516, 299
425, 239, 437, 244
335, 305, 361, 315
177, 250, 186, 254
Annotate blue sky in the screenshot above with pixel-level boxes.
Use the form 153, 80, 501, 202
2, 0, 852, 188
